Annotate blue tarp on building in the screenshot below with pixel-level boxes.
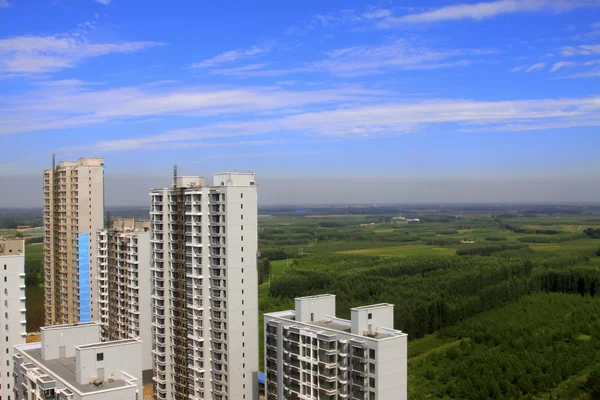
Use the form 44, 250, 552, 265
78, 232, 91, 323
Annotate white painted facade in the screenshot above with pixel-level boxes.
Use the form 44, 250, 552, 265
96, 219, 152, 376
0, 238, 27, 400
13, 323, 142, 400
264, 295, 408, 400
150, 172, 258, 400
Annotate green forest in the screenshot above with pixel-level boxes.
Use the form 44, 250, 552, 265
257, 205, 600, 399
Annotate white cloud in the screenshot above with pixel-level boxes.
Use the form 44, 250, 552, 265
208, 40, 491, 77
550, 61, 577, 71
561, 44, 600, 56
585, 59, 600, 65
52, 94, 600, 152
191, 46, 271, 68
0, 31, 162, 74
0, 83, 383, 135
526, 62, 546, 72
511, 65, 525, 72
95, 0, 111, 4
0, 0, 9, 8
362, 9, 392, 19
560, 70, 600, 79
379, 0, 597, 27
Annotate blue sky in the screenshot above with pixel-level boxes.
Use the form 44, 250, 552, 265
0, 0, 599, 204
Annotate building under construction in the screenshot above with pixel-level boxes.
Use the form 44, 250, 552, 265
150, 169, 259, 400
97, 218, 153, 381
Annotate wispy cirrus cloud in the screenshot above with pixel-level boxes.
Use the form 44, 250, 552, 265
54, 94, 600, 152
0, 0, 10, 8
0, 28, 162, 74
191, 45, 272, 68
378, 0, 599, 27
95, 0, 111, 4
561, 44, 600, 56
207, 40, 491, 77
362, 9, 392, 20
550, 61, 577, 71
526, 62, 546, 72
0, 81, 384, 135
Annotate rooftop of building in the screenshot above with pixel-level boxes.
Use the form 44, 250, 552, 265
18, 345, 133, 394
40, 322, 97, 332
265, 295, 406, 341
100, 218, 150, 233
151, 172, 256, 191
0, 237, 24, 255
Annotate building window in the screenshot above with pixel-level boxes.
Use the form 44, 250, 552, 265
368, 313, 372, 319
369, 349, 376, 359
370, 377, 376, 388
370, 363, 375, 373
97, 353, 104, 361
3, 276, 5, 282
241, 204, 243, 209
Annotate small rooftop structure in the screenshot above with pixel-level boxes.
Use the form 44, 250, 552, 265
14, 323, 142, 399
109, 218, 150, 232
0, 237, 24, 255
266, 294, 405, 341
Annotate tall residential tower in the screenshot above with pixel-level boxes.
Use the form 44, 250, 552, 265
43, 157, 104, 326
150, 172, 258, 400
0, 237, 27, 400
97, 218, 153, 381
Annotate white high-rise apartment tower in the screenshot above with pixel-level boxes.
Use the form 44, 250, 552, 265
264, 295, 408, 400
0, 237, 27, 400
150, 172, 258, 400
97, 219, 153, 381
43, 157, 104, 326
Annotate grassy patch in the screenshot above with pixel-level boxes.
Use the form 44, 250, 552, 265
338, 244, 456, 257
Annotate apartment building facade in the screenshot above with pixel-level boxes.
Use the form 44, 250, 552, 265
13, 323, 142, 400
150, 172, 258, 400
43, 158, 104, 326
0, 238, 27, 400
264, 295, 408, 400
97, 219, 152, 379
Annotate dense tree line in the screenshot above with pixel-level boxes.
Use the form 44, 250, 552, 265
257, 258, 271, 285
585, 228, 600, 239
411, 293, 600, 399
268, 252, 596, 340
456, 243, 529, 256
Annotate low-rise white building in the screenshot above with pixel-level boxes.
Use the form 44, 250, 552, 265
264, 294, 407, 400
13, 323, 142, 400
0, 237, 27, 400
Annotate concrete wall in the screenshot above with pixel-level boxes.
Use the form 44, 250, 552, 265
374, 336, 408, 400
75, 340, 142, 393
222, 176, 259, 400
136, 231, 153, 373
0, 239, 26, 400
351, 304, 395, 336
41, 323, 101, 360
295, 294, 336, 323
76, 158, 105, 323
